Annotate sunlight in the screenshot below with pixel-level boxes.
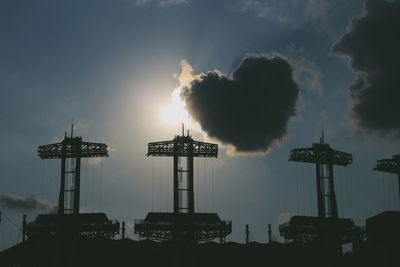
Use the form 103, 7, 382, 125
161, 88, 189, 125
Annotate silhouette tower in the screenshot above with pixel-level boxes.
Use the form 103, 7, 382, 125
24, 126, 119, 239
135, 125, 231, 242
38, 125, 108, 215
279, 133, 361, 265
374, 154, 400, 204
288, 132, 352, 218
147, 125, 217, 214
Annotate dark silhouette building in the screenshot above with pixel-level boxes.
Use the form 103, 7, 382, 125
365, 211, 400, 267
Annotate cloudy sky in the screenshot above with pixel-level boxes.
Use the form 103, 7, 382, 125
1, 0, 399, 249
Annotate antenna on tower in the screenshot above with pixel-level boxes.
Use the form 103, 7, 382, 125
320, 124, 325, 144
71, 116, 74, 138
182, 123, 185, 136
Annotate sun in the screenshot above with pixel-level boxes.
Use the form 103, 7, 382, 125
161, 88, 189, 125
162, 103, 186, 125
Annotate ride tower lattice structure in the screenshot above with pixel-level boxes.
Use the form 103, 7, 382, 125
289, 132, 352, 219
24, 126, 119, 240
279, 133, 362, 264
374, 154, 400, 206
135, 125, 231, 243
38, 125, 108, 215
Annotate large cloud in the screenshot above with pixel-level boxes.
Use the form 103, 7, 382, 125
181, 55, 299, 153
333, 0, 400, 134
0, 194, 57, 213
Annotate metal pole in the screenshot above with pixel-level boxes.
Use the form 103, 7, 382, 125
315, 163, 325, 218
188, 141, 194, 214
328, 162, 338, 219
173, 139, 179, 214
268, 224, 272, 244
22, 214, 26, 242
246, 224, 249, 244
73, 141, 82, 215
121, 221, 125, 239
58, 142, 66, 215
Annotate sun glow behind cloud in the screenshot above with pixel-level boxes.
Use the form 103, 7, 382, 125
160, 59, 199, 127
161, 87, 189, 125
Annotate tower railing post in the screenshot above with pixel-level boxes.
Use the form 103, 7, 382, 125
22, 214, 26, 242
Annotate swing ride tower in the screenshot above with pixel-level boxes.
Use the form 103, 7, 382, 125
38, 125, 108, 215
288, 132, 352, 219
24, 126, 119, 239
135, 126, 231, 243
279, 133, 362, 263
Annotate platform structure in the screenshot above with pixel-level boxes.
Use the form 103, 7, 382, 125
279, 133, 362, 260
24, 126, 119, 240
279, 216, 362, 244
135, 127, 231, 243
24, 213, 120, 239
374, 154, 400, 205
135, 212, 231, 242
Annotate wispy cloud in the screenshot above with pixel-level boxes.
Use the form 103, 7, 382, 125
136, 0, 188, 8
0, 194, 57, 213
286, 44, 323, 93
229, 0, 338, 37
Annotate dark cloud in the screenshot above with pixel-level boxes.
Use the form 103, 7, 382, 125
182, 55, 299, 153
0, 194, 57, 213
332, 0, 400, 134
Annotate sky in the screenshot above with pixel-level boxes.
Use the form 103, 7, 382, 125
1, 0, 400, 249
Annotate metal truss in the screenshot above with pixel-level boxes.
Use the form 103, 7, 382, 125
38, 137, 108, 159
279, 216, 364, 244
25, 213, 120, 239
289, 143, 352, 166
135, 218, 232, 242
374, 155, 400, 174
147, 136, 217, 158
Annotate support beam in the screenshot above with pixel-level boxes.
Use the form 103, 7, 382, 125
315, 163, 325, 217
268, 224, 272, 244
121, 221, 125, 239
246, 224, 250, 244
59, 150, 66, 215
73, 148, 82, 214
173, 149, 179, 214
22, 214, 26, 242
